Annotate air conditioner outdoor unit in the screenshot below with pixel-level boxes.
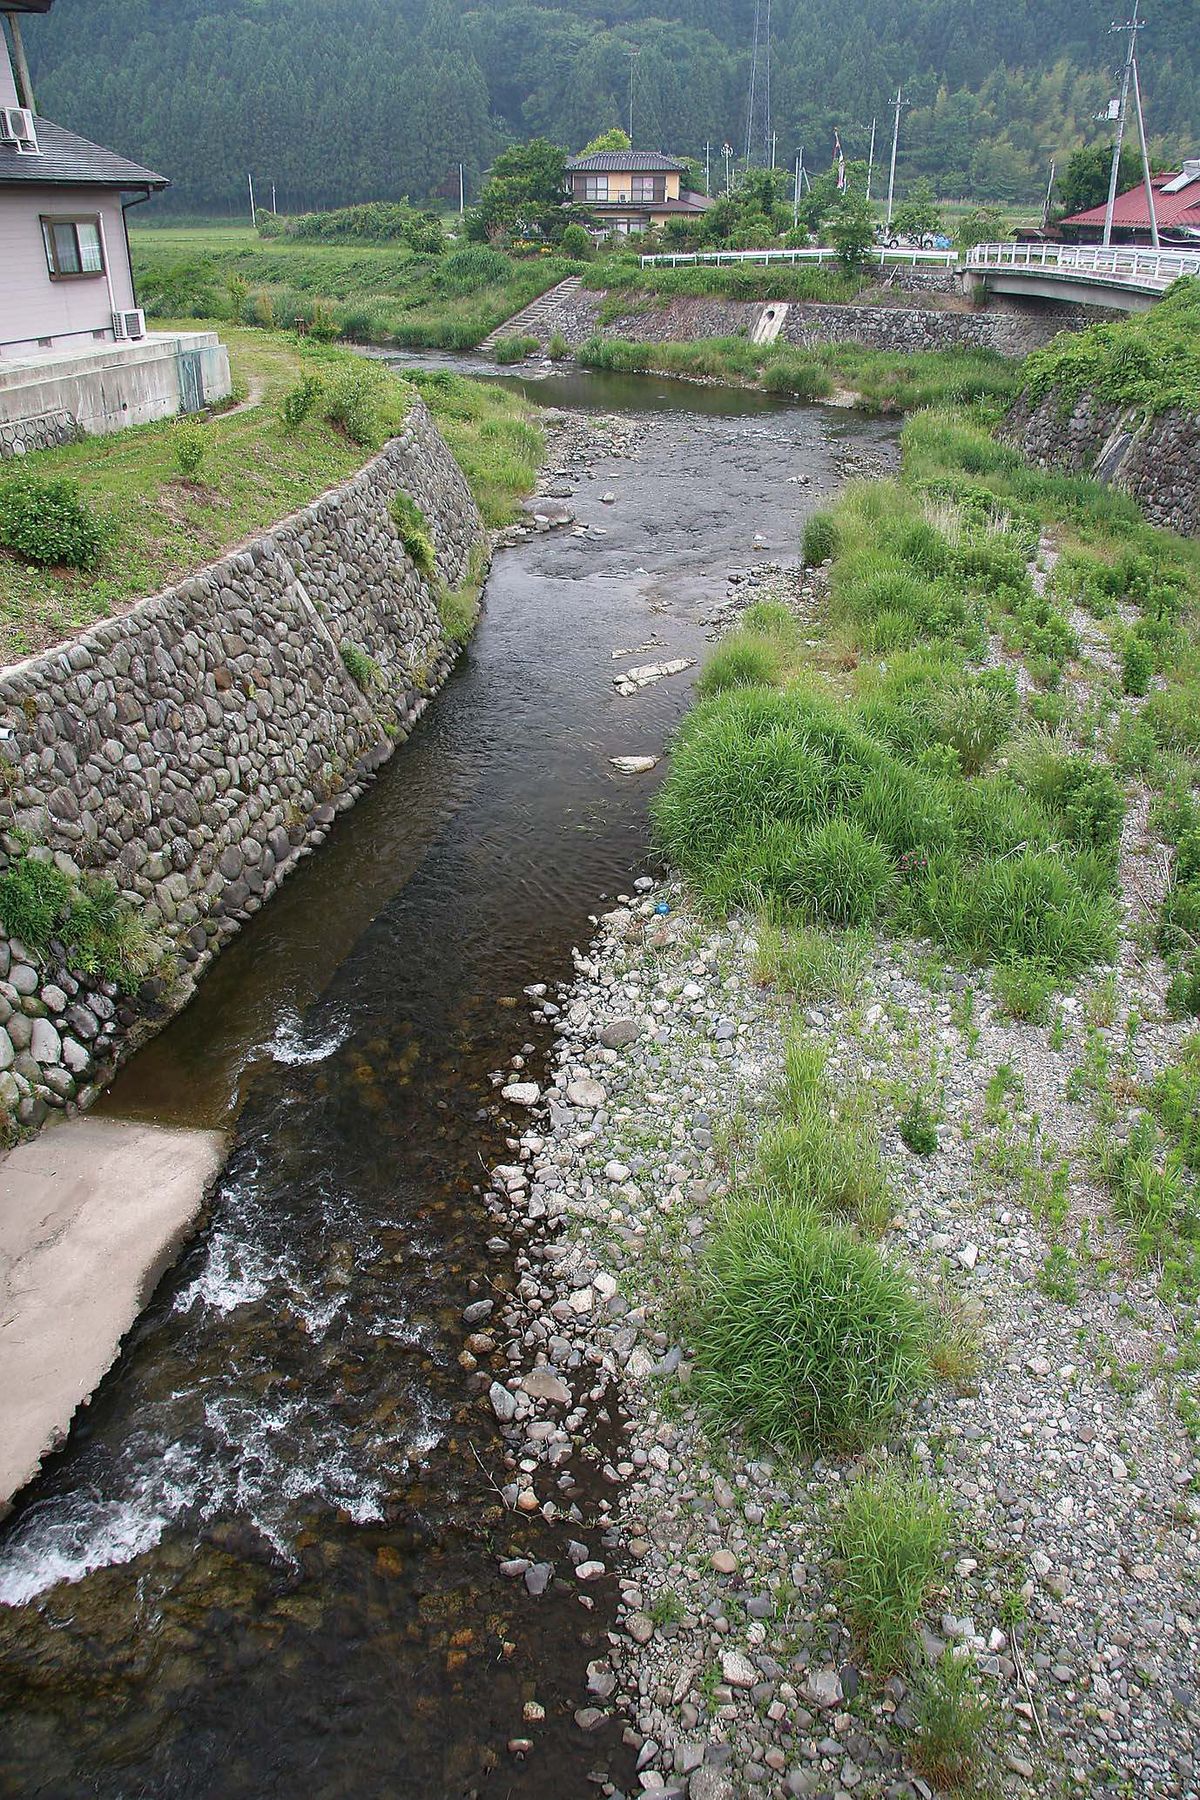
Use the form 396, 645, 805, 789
0, 107, 37, 148
111, 308, 146, 341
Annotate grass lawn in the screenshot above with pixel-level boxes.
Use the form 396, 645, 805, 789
0, 326, 541, 664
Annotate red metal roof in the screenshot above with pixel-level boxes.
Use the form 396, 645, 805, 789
1064, 166, 1200, 231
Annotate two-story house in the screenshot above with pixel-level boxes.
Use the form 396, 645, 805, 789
564, 150, 712, 236
0, 0, 229, 452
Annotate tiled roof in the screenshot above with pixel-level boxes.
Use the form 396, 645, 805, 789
566, 151, 688, 172
0, 116, 167, 189
1063, 165, 1200, 231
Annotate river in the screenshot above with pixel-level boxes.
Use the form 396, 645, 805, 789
0, 366, 896, 1798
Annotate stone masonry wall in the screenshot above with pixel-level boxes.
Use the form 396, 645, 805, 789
527, 286, 1069, 359
1003, 389, 1200, 539
0, 399, 486, 1133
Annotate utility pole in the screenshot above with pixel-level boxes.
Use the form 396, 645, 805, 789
3, 10, 34, 111
866, 116, 877, 201
771, 130, 777, 170
247, 172, 256, 229
1041, 158, 1055, 230
885, 86, 903, 230
722, 140, 733, 197
793, 151, 801, 227
627, 47, 639, 146
1131, 50, 1159, 249
1102, 0, 1142, 248
458, 162, 465, 214
704, 139, 711, 195
271, 181, 277, 215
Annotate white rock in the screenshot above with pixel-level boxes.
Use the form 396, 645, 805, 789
501, 1081, 540, 1107
720, 1650, 757, 1688
566, 1078, 606, 1109
609, 756, 660, 774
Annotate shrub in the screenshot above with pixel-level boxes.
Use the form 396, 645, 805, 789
697, 633, 785, 696
0, 474, 105, 569
493, 333, 539, 364
307, 297, 341, 342
560, 222, 593, 260
992, 958, 1056, 1022
910, 1654, 989, 1789
389, 490, 436, 576
792, 818, 891, 927
1017, 748, 1125, 855
340, 641, 380, 688
802, 512, 838, 567
173, 422, 206, 482
323, 362, 386, 447
689, 1200, 932, 1455
280, 372, 325, 433
899, 1092, 940, 1155
547, 331, 570, 361
830, 1467, 951, 1671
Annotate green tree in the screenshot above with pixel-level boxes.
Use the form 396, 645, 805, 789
890, 177, 942, 238
1057, 142, 1142, 217
473, 137, 568, 241
956, 205, 1006, 249
578, 127, 630, 155
829, 193, 877, 268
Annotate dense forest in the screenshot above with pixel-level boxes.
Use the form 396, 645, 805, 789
22, 0, 1200, 215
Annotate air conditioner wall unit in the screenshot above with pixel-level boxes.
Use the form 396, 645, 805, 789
0, 107, 37, 148
111, 308, 146, 341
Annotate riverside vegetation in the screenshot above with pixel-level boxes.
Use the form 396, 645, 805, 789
0, 328, 541, 662
476, 356, 1200, 1794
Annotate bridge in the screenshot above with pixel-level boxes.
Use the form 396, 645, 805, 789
966, 241, 1200, 312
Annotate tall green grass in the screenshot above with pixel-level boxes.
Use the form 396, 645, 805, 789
830, 1466, 951, 1670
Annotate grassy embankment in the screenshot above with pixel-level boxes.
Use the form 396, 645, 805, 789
132, 225, 584, 351
644, 299, 1200, 1723
0, 327, 541, 662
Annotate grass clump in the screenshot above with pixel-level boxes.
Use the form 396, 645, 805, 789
793, 818, 892, 927
750, 1040, 891, 1234
492, 333, 539, 365
697, 632, 786, 697
910, 1653, 989, 1790
389, 489, 436, 577
438, 581, 480, 647
802, 511, 839, 567
753, 919, 867, 1004
0, 473, 106, 570
898, 1091, 940, 1156
689, 1199, 932, 1456
340, 640, 380, 688
0, 852, 156, 985
829, 1466, 950, 1671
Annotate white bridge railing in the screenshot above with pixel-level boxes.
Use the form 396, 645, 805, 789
967, 240, 1200, 290
638, 245, 958, 270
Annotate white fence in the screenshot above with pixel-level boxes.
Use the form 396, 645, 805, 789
638, 245, 959, 270
966, 240, 1200, 290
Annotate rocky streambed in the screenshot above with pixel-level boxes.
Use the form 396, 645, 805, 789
475, 565, 1200, 1798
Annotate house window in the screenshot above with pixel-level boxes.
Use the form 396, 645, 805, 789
40, 216, 105, 279
631, 176, 665, 203
583, 175, 609, 202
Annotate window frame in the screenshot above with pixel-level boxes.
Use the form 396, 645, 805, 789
40, 214, 106, 281
631, 176, 665, 204
582, 174, 609, 202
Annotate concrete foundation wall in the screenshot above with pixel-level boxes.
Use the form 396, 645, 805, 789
0, 399, 487, 1134
0, 331, 232, 451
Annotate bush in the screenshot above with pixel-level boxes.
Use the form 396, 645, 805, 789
173, 422, 206, 482
1123, 632, 1154, 697
899, 1092, 940, 1156
802, 512, 838, 567
792, 818, 891, 927
560, 222, 593, 260
493, 334, 539, 364
547, 331, 570, 361
689, 1200, 932, 1455
280, 372, 325, 433
830, 1467, 950, 1670
340, 640, 380, 688
0, 473, 105, 569
992, 958, 1056, 1022
323, 362, 386, 447
389, 489, 436, 577
931, 672, 1019, 774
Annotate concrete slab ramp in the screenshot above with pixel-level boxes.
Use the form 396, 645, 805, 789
0, 1117, 226, 1517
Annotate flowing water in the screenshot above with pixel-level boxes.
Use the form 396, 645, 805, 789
0, 368, 896, 1798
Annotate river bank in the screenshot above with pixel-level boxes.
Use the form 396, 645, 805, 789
477, 406, 1200, 1796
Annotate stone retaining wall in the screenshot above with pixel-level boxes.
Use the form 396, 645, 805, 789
1003, 389, 1200, 538
0, 399, 486, 1133
532, 286, 1068, 359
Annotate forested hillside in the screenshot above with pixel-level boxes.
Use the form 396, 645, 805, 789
23, 0, 1200, 215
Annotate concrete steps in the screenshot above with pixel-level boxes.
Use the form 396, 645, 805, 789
477, 276, 583, 353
